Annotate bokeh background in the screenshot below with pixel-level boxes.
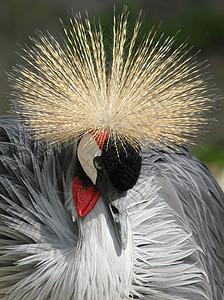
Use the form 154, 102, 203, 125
0, 0, 224, 188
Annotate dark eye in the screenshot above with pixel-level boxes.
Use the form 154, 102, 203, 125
94, 156, 102, 170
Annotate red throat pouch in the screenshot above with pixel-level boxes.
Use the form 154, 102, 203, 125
73, 176, 100, 217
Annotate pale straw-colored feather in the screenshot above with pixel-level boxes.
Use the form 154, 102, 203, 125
12, 10, 213, 150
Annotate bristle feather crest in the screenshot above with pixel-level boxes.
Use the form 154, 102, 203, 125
12, 10, 214, 151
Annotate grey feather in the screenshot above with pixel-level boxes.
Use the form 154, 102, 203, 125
0, 116, 224, 299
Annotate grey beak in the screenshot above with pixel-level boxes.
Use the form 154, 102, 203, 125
108, 193, 128, 250
95, 161, 128, 250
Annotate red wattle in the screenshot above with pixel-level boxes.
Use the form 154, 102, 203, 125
73, 176, 100, 217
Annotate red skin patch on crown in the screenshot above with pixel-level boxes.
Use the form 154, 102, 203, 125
73, 176, 100, 217
92, 130, 109, 150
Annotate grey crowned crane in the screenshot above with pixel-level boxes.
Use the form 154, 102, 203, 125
0, 10, 224, 300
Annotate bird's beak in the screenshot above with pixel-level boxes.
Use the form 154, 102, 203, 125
107, 193, 128, 250
96, 168, 128, 250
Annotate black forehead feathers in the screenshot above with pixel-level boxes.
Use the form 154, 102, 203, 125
101, 137, 142, 191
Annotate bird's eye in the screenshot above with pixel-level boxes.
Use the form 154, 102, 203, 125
94, 156, 102, 170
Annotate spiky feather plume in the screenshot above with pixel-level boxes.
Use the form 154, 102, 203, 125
12, 10, 213, 150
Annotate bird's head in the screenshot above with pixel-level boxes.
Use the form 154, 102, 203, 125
74, 131, 142, 249
12, 9, 213, 249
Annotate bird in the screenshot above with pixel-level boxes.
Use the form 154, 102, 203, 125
0, 9, 224, 300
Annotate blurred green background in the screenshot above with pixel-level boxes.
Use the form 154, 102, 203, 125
0, 0, 224, 189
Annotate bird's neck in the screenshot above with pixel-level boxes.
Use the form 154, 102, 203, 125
73, 197, 134, 299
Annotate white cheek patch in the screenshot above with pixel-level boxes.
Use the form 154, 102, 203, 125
77, 133, 102, 185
